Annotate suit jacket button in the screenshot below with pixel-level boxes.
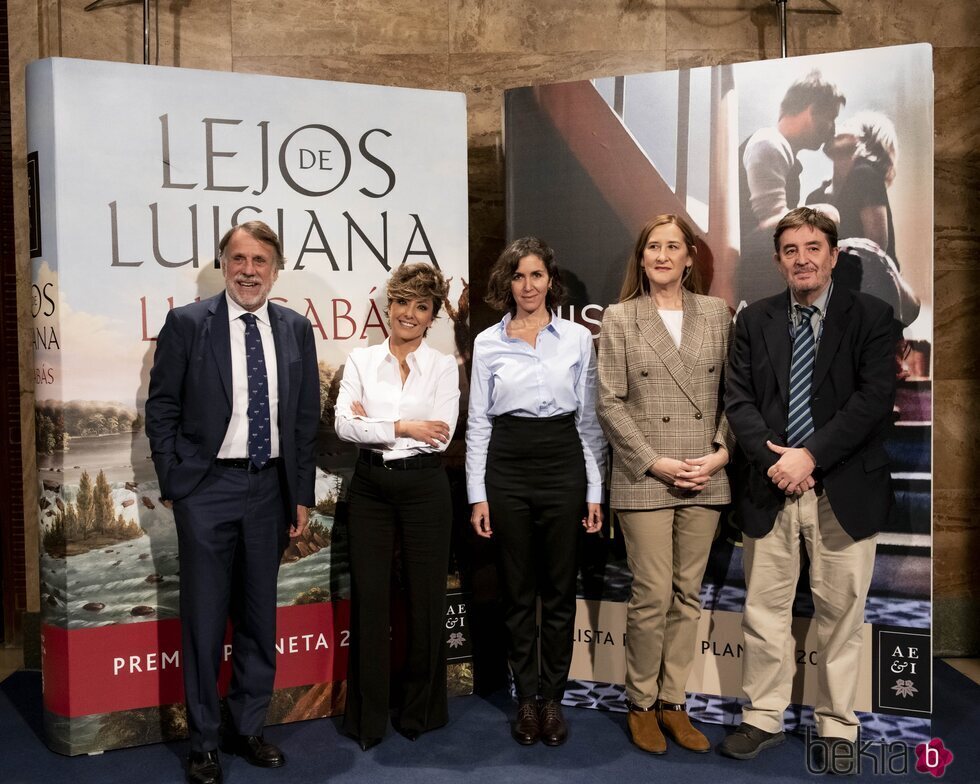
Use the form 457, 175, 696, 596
694, 412, 703, 420
662, 416, 670, 423
641, 370, 649, 377
708, 365, 715, 372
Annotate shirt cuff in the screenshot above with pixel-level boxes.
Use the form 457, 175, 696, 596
586, 485, 603, 504
467, 484, 487, 505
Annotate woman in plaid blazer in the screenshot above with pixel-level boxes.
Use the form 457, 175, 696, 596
596, 214, 734, 757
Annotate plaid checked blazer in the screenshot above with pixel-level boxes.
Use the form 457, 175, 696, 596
596, 290, 735, 510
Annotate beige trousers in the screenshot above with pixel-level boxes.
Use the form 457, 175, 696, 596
618, 506, 720, 707
740, 488, 877, 741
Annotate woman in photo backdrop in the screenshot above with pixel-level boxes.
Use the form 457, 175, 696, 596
596, 215, 734, 756
467, 237, 606, 747
334, 263, 460, 750
808, 110, 900, 266
807, 111, 920, 328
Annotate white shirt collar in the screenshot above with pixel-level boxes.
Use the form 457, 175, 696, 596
225, 291, 271, 327
382, 337, 434, 372
499, 311, 562, 340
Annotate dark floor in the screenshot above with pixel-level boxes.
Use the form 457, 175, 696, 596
1, 659, 976, 784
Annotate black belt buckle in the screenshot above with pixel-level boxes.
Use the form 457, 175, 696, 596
359, 450, 440, 471
215, 457, 277, 473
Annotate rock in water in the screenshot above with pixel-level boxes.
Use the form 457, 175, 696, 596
130, 605, 155, 616
83, 602, 105, 612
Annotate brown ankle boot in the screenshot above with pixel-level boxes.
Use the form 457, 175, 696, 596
627, 707, 666, 754
656, 700, 709, 753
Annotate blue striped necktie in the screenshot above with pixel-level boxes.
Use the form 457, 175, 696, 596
786, 305, 817, 447
241, 313, 271, 469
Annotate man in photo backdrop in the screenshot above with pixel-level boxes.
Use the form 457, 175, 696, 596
737, 71, 846, 306
722, 207, 897, 770
146, 221, 319, 784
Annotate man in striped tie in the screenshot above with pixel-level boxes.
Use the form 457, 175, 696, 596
146, 221, 319, 784
721, 208, 898, 771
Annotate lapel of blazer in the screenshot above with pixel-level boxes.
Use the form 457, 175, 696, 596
635, 293, 699, 408
678, 288, 705, 378
269, 302, 292, 419
811, 284, 852, 393
762, 291, 792, 408
208, 294, 233, 407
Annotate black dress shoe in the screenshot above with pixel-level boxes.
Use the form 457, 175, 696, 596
718, 722, 785, 760
229, 735, 285, 768
539, 699, 568, 747
358, 736, 382, 751
512, 697, 540, 745
395, 725, 421, 741
187, 750, 222, 784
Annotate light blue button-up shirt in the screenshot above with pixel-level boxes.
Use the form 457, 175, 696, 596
466, 313, 606, 504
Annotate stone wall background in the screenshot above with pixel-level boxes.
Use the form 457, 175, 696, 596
6, 0, 978, 654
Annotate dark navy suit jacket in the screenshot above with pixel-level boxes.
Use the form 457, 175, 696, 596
145, 292, 319, 520
725, 286, 897, 540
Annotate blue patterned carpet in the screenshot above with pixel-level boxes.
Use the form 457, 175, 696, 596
2, 660, 977, 783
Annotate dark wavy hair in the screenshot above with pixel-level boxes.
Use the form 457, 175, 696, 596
773, 207, 839, 252
779, 70, 846, 119
484, 237, 564, 314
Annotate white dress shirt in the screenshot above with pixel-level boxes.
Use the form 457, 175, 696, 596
466, 313, 606, 505
659, 308, 683, 349
334, 339, 460, 461
217, 293, 280, 459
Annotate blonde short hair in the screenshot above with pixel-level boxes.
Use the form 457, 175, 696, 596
386, 262, 450, 318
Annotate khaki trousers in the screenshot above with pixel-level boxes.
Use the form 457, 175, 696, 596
618, 506, 720, 707
740, 488, 876, 741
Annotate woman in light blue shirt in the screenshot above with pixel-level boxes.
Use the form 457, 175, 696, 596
467, 237, 606, 747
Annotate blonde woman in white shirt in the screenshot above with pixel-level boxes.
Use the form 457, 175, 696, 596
334, 263, 460, 750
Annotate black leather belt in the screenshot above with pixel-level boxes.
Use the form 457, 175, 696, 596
358, 449, 442, 471
214, 457, 279, 473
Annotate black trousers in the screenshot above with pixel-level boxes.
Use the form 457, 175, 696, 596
173, 462, 288, 752
343, 455, 453, 740
486, 414, 586, 700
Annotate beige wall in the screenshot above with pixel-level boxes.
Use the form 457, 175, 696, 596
8, 0, 979, 652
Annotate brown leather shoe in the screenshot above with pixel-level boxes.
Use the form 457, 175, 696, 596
512, 697, 540, 745
656, 701, 710, 753
628, 707, 666, 754
539, 699, 568, 747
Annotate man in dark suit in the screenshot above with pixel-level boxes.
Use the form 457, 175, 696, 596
721, 208, 896, 769
146, 221, 319, 784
